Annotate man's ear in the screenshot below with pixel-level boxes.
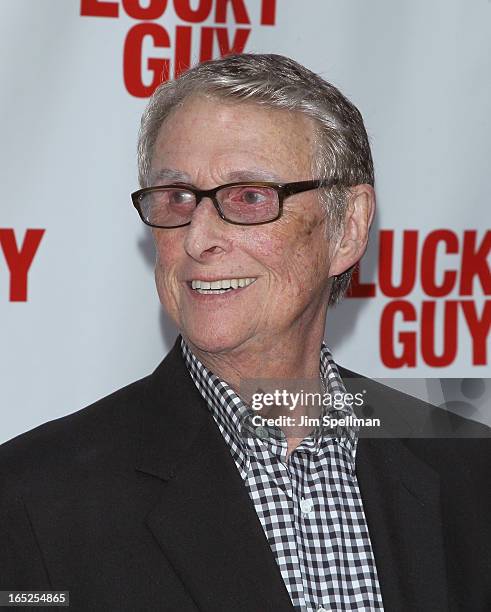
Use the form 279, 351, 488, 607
328, 184, 375, 278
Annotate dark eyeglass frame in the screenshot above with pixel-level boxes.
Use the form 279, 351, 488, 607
131, 179, 339, 228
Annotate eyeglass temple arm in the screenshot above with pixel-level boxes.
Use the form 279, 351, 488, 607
280, 179, 339, 197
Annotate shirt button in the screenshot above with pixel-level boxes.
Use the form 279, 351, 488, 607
255, 426, 269, 440
300, 497, 314, 514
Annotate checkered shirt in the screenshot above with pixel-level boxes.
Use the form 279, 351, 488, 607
181, 338, 384, 611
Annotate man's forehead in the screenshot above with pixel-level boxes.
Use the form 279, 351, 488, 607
158, 94, 317, 146
150, 96, 316, 185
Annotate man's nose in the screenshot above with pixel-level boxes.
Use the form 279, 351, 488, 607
183, 197, 231, 261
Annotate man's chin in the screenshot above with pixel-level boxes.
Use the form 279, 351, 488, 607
180, 327, 249, 357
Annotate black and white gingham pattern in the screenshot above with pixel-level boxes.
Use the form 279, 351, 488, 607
182, 339, 384, 611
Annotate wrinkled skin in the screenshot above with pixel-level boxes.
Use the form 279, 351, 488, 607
150, 95, 374, 400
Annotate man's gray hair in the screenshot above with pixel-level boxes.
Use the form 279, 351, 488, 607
137, 53, 374, 305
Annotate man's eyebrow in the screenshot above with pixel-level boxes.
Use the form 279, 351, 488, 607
150, 168, 191, 184
225, 169, 285, 183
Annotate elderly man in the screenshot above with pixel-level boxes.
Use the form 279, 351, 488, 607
1, 54, 489, 612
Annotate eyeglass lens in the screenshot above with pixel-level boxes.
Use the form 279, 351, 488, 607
138, 185, 280, 227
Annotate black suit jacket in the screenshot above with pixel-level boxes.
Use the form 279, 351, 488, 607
1, 338, 490, 611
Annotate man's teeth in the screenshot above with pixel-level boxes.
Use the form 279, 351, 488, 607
191, 278, 256, 293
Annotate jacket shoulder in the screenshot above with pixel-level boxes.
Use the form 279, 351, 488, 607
0, 376, 149, 491
337, 364, 490, 438
337, 365, 490, 487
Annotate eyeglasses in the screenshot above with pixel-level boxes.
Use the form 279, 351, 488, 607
131, 179, 338, 228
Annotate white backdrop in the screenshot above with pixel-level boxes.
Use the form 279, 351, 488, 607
1, 0, 490, 443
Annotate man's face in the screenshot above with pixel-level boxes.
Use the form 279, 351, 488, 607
151, 95, 339, 355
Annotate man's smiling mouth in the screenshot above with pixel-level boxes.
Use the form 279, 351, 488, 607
189, 277, 257, 294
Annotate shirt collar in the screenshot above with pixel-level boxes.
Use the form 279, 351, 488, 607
181, 338, 358, 476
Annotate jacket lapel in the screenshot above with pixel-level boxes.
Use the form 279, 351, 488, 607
356, 437, 448, 611
135, 338, 295, 612
339, 369, 449, 611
